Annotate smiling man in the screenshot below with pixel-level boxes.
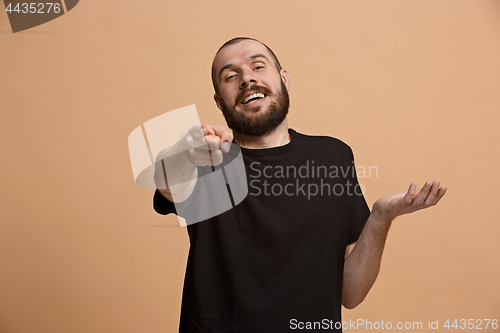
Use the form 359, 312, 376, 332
153, 37, 447, 332
212, 39, 290, 141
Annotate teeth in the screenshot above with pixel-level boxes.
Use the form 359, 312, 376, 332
243, 93, 265, 104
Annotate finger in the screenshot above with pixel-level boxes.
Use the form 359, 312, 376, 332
188, 133, 220, 151
189, 147, 223, 164
206, 149, 223, 166
200, 124, 217, 136
403, 182, 416, 204
188, 124, 207, 139
211, 124, 233, 153
413, 181, 433, 205
423, 180, 440, 206
431, 186, 447, 205
187, 148, 212, 162
205, 134, 221, 151
209, 149, 224, 165
185, 124, 209, 149
187, 151, 217, 166
190, 142, 218, 152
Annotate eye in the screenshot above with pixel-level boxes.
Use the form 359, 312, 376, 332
225, 73, 237, 81
254, 65, 264, 70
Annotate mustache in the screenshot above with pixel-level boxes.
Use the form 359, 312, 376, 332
236, 85, 273, 105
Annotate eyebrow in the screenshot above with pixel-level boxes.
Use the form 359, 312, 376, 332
218, 53, 270, 79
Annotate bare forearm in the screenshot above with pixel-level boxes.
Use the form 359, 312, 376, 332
342, 181, 447, 309
154, 140, 198, 202
342, 211, 393, 309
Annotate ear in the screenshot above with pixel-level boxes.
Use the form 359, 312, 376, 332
280, 69, 291, 92
214, 93, 223, 111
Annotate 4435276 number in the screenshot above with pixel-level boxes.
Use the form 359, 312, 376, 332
5, 3, 61, 14
444, 319, 498, 330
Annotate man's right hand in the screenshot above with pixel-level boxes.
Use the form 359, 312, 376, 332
156, 123, 233, 202
183, 124, 234, 167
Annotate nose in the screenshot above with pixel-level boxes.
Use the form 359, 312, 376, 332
240, 69, 257, 90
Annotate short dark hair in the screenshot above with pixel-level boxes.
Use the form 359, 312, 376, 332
211, 37, 283, 94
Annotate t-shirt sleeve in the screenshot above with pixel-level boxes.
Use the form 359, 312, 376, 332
153, 189, 177, 215
348, 148, 371, 244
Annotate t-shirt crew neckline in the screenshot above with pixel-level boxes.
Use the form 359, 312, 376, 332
235, 128, 297, 156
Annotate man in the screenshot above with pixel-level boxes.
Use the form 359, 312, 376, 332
153, 37, 447, 332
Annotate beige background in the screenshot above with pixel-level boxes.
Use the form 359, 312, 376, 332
1, 0, 499, 332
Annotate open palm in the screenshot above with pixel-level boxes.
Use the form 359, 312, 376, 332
373, 181, 447, 221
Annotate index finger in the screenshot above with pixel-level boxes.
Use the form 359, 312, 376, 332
186, 124, 205, 143
184, 125, 209, 151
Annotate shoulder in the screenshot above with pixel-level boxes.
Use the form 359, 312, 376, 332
290, 128, 353, 155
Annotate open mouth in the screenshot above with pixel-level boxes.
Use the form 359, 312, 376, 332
241, 92, 266, 105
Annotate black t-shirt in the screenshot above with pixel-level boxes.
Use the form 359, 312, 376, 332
153, 129, 371, 332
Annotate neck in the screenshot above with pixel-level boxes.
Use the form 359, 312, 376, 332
233, 119, 290, 149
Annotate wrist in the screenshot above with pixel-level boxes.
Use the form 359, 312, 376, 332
370, 208, 395, 228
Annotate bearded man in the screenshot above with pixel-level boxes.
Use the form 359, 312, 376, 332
153, 37, 447, 332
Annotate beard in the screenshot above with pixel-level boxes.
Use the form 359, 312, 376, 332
220, 80, 290, 137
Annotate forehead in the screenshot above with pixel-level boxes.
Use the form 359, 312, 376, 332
213, 40, 272, 74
